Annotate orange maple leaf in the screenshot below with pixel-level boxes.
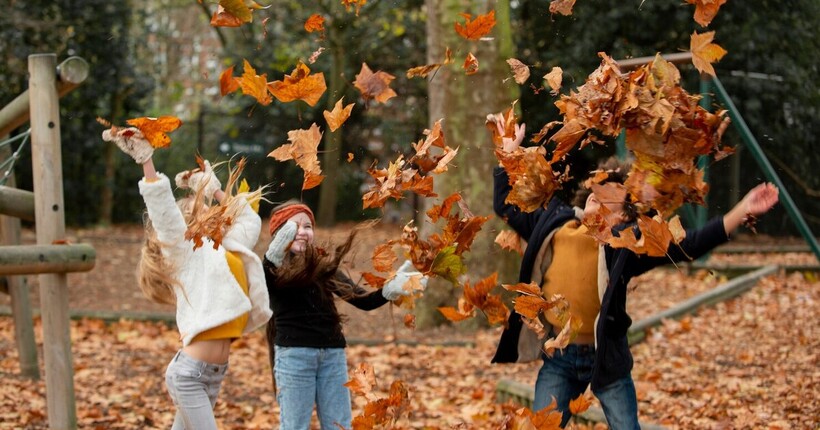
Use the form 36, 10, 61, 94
125, 116, 182, 148
268, 123, 325, 190
304, 14, 325, 33
219, 65, 240, 96
494, 230, 523, 255
323, 97, 354, 132
354, 63, 397, 104
267, 62, 327, 107
345, 363, 377, 400
237, 59, 272, 105
371, 243, 397, 273
440, 273, 509, 326
210, 0, 266, 27
690, 30, 727, 77
569, 393, 593, 415
506, 58, 530, 84
463, 53, 479, 75
426, 193, 462, 223
685, 0, 727, 27
361, 272, 387, 289
549, 0, 576, 16
454, 10, 496, 40
341, 0, 367, 16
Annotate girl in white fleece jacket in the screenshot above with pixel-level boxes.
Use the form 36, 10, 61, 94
103, 127, 272, 430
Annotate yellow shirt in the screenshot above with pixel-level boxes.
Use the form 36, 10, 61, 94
192, 251, 250, 342
542, 220, 600, 339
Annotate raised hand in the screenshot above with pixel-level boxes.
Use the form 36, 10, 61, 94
492, 114, 526, 153
266, 220, 297, 267
102, 127, 153, 164
381, 260, 428, 301
742, 183, 779, 216
175, 160, 222, 200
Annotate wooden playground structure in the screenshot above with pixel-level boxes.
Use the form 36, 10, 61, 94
0, 54, 95, 430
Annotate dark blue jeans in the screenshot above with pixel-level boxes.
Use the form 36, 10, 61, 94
534, 343, 639, 429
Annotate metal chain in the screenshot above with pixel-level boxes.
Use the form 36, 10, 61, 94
0, 129, 31, 186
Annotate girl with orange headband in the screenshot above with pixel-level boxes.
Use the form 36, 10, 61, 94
263, 200, 425, 429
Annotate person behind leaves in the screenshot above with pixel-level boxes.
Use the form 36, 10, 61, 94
488, 118, 779, 428
102, 127, 272, 430
263, 201, 426, 430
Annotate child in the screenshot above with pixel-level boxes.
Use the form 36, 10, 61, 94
263, 201, 425, 430
103, 127, 272, 430
489, 122, 779, 428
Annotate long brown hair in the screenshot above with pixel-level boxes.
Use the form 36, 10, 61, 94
265, 223, 373, 391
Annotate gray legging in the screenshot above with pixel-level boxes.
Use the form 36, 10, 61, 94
164, 350, 229, 430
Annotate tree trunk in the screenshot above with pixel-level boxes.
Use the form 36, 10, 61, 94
416, 0, 520, 328
316, 7, 347, 227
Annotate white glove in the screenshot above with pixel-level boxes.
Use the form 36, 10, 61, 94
102, 127, 153, 164
175, 160, 222, 200
382, 260, 428, 301
266, 220, 297, 267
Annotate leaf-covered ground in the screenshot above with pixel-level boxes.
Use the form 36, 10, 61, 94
1, 225, 818, 428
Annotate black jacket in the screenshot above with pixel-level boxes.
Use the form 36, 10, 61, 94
490, 166, 728, 390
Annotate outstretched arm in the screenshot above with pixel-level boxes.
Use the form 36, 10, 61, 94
723, 183, 779, 235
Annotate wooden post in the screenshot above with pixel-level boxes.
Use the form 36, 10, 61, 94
0, 244, 96, 275
0, 138, 39, 380
29, 53, 77, 430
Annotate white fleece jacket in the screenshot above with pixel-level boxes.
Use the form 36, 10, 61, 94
139, 173, 272, 346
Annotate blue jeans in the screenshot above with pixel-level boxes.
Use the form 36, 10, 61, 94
274, 346, 352, 430
164, 350, 228, 430
534, 344, 639, 429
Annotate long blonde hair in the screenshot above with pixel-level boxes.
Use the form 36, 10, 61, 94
137, 157, 266, 305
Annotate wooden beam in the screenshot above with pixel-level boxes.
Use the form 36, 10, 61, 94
614, 52, 693, 71
0, 56, 89, 137
0, 244, 95, 275
0, 185, 35, 221
29, 53, 78, 429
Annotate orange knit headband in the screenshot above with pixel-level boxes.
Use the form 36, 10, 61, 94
268, 204, 315, 235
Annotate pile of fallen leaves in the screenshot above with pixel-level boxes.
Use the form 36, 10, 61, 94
1, 272, 816, 429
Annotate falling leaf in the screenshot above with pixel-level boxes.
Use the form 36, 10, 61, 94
362, 272, 387, 289
494, 230, 523, 255
690, 30, 727, 77
454, 10, 496, 40
237, 59, 272, 105
439, 273, 509, 326
549, 0, 576, 16
354, 63, 397, 104
463, 53, 479, 75
543, 66, 563, 95
267, 62, 327, 107
347, 152, 354, 162
371, 243, 397, 273
304, 14, 325, 33
209, 0, 263, 27
543, 316, 576, 357
268, 123, 325, 190
685, 0, 727, 27
569, 393, 593, 415
426, 193, 462, 223
323, 97, 354, 132
407, 48, 453, 79
430, 245, 465, 284
308, 46, 326, 64
506, 58, 530, 84
341, 0, 367, 16
345, 363, 377, 400
125, 116, 182, 148
219, 65, 240, 96
402, 313, 415, 329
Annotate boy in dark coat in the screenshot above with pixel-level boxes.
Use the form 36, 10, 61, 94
490, 121, 779, 428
